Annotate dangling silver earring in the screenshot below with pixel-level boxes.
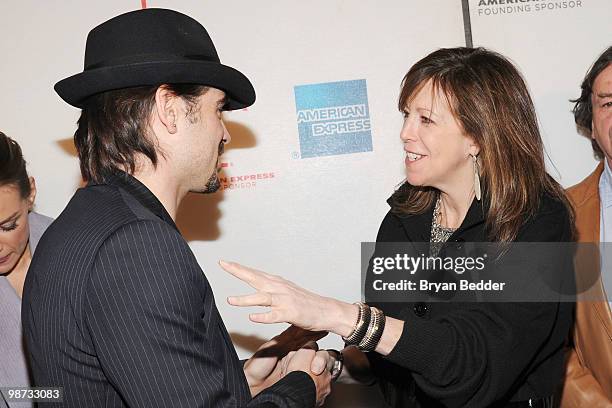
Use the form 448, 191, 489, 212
471, 154, 481, 201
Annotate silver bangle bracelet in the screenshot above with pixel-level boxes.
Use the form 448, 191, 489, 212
358, 307, 386, 352
342, 302, 371, 346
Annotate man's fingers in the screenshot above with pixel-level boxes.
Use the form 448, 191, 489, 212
227, 292, 272, 307
287, 348, 316, 371
310, 350, 328, 375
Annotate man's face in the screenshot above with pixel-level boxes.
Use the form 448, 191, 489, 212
178, 87, 230, 194
592, 63, 612, 164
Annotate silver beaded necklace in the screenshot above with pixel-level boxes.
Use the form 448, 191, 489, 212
430, 195, 456, 257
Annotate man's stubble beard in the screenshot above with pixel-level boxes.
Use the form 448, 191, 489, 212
201, 171, 221, 193
192, 141, 224, 194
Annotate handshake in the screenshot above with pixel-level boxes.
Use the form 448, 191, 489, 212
220, 260, 378, 406
243, 326, 337, 407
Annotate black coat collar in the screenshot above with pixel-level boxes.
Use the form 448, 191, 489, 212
100, 171, 178, 231
388, 195, 487, 242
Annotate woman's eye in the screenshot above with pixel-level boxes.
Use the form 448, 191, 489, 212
421, 116, 434, 124
1, 223, 17, 232
402, 110, 410, 118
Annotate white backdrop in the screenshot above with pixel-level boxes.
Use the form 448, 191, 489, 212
0, 1, 610, 406
468, 0, 610, 187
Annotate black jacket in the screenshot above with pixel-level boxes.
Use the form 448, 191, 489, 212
365, 193, 574, 408
21, 172, 315, 408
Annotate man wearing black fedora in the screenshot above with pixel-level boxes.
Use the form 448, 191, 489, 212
22, 8, 331, 407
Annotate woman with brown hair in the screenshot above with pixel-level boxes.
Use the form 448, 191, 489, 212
221, 47, 575, 407
0, 132, 53, 408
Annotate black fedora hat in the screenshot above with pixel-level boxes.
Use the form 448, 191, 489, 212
55, 8, 255, 110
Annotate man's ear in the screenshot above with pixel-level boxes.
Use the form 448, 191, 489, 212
155, 85, 179, 134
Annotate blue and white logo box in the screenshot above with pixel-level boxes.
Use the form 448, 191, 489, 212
294, 79, 372, 159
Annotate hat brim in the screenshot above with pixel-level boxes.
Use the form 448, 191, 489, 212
54, 60, 255, 110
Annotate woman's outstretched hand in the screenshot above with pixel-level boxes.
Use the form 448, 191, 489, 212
220, 260, 358, 337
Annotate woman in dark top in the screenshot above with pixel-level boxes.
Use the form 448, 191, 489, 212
220, 47, 575, 407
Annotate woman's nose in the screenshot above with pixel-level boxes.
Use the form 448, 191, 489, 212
400, 118, 417, 143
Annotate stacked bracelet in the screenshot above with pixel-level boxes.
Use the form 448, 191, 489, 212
358, 307, 386, 352
342, 303, 386, 352
342, 302, 370, 345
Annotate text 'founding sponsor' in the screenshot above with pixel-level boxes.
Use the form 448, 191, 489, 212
477, 0, 582, 15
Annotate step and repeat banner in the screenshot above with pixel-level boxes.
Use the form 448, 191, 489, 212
0, 1, 609, 406
468, 0, 611, 187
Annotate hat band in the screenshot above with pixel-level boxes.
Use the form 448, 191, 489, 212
85, 52, 219, 70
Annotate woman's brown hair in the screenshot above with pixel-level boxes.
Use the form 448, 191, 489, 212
0, 131, 31, 198
391, 47, 573, 242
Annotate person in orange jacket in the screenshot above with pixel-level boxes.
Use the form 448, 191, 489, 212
561, 45, 612, 407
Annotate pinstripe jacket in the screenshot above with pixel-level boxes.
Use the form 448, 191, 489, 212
21, 172, 315, 407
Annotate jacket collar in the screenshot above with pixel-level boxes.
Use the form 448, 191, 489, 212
569, 161, 603, 211
568, 162, 603, 244
389, 194, 486, 242
102, 171, 178, 231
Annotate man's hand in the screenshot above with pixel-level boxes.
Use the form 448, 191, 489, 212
244, 326, 328, 397
284, 348, 332, 407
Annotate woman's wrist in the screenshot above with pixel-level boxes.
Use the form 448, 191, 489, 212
324, 297, 360, 337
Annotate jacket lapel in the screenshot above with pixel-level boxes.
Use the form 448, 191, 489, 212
394, 196, 486, 243
396, 204, 435, 243
570, 162, 612, 340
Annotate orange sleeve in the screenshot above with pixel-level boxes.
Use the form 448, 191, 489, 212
560, 348, 612, 408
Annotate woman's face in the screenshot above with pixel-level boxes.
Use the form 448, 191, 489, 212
0, 181, 35, 274
400, 80, 478, 191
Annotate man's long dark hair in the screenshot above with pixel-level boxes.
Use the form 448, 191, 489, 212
74, 84, 208, 183
571, 45, 612, 160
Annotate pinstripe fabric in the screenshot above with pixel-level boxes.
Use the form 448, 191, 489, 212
21, 172, 315, 407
